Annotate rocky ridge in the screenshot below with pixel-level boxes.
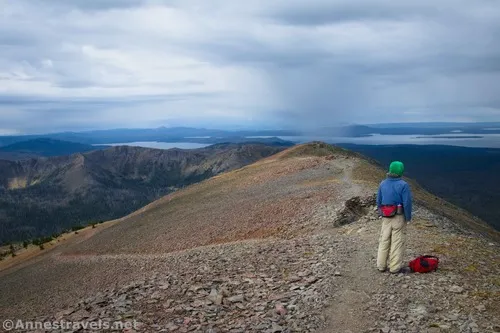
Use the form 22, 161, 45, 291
1, 143, 498, 333
28, 200, 500, 333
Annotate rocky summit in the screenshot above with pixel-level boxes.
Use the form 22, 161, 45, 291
0, 142, 499, 333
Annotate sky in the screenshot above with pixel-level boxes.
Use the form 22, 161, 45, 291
1, 0, 500, 134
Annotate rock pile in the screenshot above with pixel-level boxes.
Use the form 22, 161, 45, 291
334, 195, 376, 227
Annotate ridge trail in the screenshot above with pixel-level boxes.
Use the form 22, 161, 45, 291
321, 229, 380, 332
0, 144, 498, 333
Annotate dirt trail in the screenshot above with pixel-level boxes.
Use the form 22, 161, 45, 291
321, 161, 378, 331
321, 230, 379, 333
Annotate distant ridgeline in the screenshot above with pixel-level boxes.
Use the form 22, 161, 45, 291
0, 137, 293, 161
0, 138, 103, 160
0, 143, 286, 245
1, 123, 499, 146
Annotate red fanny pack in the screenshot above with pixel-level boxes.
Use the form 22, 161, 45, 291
380, 205, 397, 217
409, 255, 439, 273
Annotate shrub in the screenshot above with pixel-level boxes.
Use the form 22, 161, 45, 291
71, 225, 84, 232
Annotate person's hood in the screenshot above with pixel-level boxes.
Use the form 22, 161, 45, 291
389, 161, 404, 177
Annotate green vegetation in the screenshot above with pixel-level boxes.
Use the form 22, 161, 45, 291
0, 219, 110, 252
32, 236, 55, 246
0, 184, 158, 245
8, 244, 16, 257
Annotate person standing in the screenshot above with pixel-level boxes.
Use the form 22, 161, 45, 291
376, 161, 413, 273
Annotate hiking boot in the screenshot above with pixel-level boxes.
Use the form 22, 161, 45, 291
390, 267, 411, 274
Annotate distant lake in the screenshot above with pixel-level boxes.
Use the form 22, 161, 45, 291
93, 134, 500, 150
93, 142, 210, 149
248, 134, 500, 148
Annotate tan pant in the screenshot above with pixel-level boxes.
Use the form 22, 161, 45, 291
377, 215, 406, 273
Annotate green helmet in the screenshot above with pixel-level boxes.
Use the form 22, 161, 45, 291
389, 161, 404, 176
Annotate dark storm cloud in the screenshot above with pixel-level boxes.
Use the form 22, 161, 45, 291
29, 0, 147, 11
267, 2, 432, 26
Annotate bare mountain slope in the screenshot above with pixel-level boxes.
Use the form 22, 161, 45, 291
0, 143, 284, 244
0, 142, 498, 333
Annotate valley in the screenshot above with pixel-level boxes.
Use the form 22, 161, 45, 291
0, 143, 285, 245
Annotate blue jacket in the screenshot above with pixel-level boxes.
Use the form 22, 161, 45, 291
376, 177, 413, 222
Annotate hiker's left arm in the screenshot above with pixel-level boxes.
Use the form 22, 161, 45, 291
377, 184, 383, 206
402, 184, 412, 222
376, 185, 382, 214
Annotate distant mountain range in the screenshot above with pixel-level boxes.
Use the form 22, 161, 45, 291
1, 122, 499, 147
0, 143, 286, 244
365, 122, 500, 128
0, 128, 298, 146
0, 137, 293, 161
0, 138, 104, 160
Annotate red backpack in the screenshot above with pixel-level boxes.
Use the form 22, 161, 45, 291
409, 255, 439, 273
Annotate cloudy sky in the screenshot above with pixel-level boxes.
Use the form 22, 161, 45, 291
1, 0, 500, 134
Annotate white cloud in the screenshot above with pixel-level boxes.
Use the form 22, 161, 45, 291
0, 0, 499, 132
